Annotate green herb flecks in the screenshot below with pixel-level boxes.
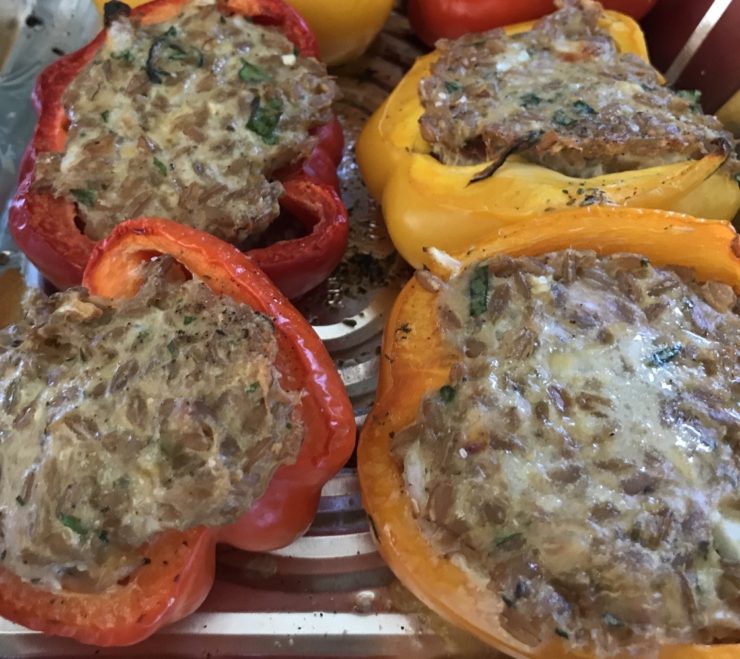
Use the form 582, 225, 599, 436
603, 613, 624, 628
59, 513, 88, 535
676, 88, 702, 112
520, 92, 542, 107
167, 43, 188, 60
573, 100, 596, 116
438, 385, 456, 403
98, 530, 109, 544
555, 628, 570, 639
444, 80, 462, 94
495, 532, 523, 548
111, 49, 134, 64
247, 97, 284, 145
15, 495, 25, 506
183, 315, 196, 325
71, 188, 96, 207
153, 157, 167, 176
469, 265, 489, 317
552, 109, 577, 127
244, 382, 259, 394
166, 340, 178, 358
239, 61, 270, 83
648, 343, 682, 367
640, 257, 650, 267
101, 110, 110, 123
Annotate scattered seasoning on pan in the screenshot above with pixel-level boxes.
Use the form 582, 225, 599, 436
100, 110, 110, 123
244, 382, 259, 394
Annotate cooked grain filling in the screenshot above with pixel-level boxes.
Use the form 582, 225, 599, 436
0, 258, 303, 593
419, 0, 736, 179
33, 3, 335, 242
393, 250, 740, 655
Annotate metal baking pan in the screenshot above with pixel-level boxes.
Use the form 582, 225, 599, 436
0, 3, 500, 656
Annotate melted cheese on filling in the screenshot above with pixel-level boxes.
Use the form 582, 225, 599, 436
33, 4, 335, 242
395, 251, 740, 655
0, 260, 302, 592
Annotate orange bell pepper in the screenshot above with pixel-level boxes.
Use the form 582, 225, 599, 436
358, 206, 740, 658
356, 11, 740, 268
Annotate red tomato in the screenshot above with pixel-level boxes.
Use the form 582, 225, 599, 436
408, 0, 658, 46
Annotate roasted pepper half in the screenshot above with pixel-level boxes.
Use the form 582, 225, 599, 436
358, 206, 740, 658
10, 0, 347, 299
0, 217, 356, 646
356, 11, 740, 268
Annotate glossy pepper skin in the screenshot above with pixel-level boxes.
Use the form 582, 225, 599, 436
283, 0, 394, 65
407, 0, 658, 47
358, 206, 740, 659
9, 0, 347, 299
0, 218, 356, 646
356, 12, 740, 269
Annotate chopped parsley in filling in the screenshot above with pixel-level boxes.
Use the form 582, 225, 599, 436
393, 250, 740, 655
0, 258, 302, 592
33, 3, 336, 242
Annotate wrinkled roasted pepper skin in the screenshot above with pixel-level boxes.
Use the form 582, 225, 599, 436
9, 0, 347, 299
357, 206, 740, 659
0, 217, 356, 646
356, 12, 740, 269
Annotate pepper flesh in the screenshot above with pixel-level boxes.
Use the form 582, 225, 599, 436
407, 0, 658, 47
0, 217, 356, 645
282, 0, 394, 65
357, 206, 740, 659
9, 0, 347, 298
356, 12, 740, 269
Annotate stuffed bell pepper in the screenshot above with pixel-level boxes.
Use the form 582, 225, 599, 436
357, 0, 740, 268
0, 218, 356, 646
10, 0, 347, 298
359, 206, 740, 657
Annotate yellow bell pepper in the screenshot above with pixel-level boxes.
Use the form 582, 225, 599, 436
359, 206, 740, 659
356, 11, 740, 268
285, 0, 394, 66
92, 0, 393, 66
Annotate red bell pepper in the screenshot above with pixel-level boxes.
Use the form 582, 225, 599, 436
9, 0, 347, 299
0, 217, 356, 646
408, 0, 658, 46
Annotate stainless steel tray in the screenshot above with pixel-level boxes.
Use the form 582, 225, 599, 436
0, 3, 501, 656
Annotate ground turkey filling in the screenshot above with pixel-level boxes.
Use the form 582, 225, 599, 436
33, 2, 336, 242
418, 0, 736, 178
392, 251, 740, 655
0, 258, 302, 593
